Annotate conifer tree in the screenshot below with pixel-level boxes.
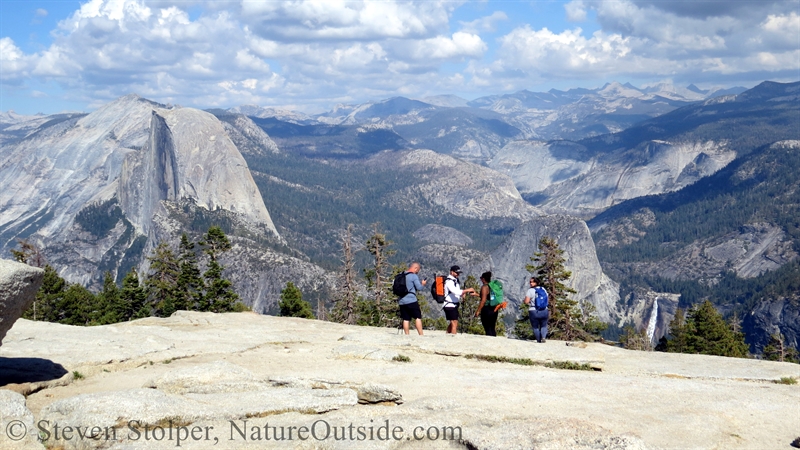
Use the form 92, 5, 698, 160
661, 301, 749, 358
686, 300, 749, 358
513, 307, 536, 340
332, 225, 358, 324
145, 242, 180, 317
523, 236, 604, 341
279, 282, 315, 319
460, 275, 482, 334
11, 238, 45, 267
620, 325, 653, 351
23, 264, 98, 325
361, 224, 397, 327
120, 268, 148, 320
199, 226, 241, 313
93, 271, 122, 324
176, 233, 204, 311
24, 265, 66, 322
59, 284, 96, 326
663, 308, 692, 353
762, 333, 799, 363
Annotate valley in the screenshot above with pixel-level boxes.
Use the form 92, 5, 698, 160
1, 81, 799, 356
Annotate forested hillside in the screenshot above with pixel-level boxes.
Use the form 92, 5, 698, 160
240, 150, 516, 270
580, 81, 800, 158
590, 140, 800, 351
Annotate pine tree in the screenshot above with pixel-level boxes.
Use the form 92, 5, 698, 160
24, 265, 66, 322
11, 238, 45, 267
145, 242, 180, 317
331, 224, 358, 324
620, 325, 653, 351
199, 226, 241, 313
686, 300, 749, 358
513, 308, 535, 340
279, 282, 315, 319
59, 284, 96, 326
762, 333, 799, 363
120, 268, 148, 320
362, 224, 397, 327
663, 308, 692, 353
525, 236, 603, 341
93, 271, 122, 325
176, 233, 204, 311
365, 224, 392, 304
22, 265, 99, 325
577, 299, 608, 337
460, 275, 482, 334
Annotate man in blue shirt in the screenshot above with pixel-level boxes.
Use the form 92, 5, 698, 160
398, 262, 426, 335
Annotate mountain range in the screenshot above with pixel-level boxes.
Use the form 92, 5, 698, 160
1, 80, 797, 354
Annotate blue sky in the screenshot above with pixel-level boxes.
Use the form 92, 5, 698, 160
1, 0, 798, 115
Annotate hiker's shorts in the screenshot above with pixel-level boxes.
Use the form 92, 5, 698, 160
444, 306, 459, 321
399, 302, 422, 321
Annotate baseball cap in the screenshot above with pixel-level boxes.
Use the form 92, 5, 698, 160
450, 265, 462, 274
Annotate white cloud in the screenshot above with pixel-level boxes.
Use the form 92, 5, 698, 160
35, 8, 48, 17
760, 12, 800, 49
459, 11, 508, 33
0, 38, 35, 81
406, 32, 487, 61
3, 0, 797, 112
496, 27, 636, 78
565, 1, 588, 22
239, 0, 455, 41
482, 0, 800, 90
3, 0, 488, 109
488, 2, 800, 90
16, 0, 282, 106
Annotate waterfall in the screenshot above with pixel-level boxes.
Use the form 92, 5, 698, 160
646, 298, 659, 344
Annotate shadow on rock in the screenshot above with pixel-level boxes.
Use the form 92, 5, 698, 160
0, 357, 68, 386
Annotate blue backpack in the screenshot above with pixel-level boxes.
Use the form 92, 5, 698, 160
534, 286, 548, 310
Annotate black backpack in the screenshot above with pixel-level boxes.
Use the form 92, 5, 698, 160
392, 272, 410, 297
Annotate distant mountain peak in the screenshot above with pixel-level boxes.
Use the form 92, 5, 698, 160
598, 81, 643, 98
686, 84, 707, 94
420, 94, 469, 108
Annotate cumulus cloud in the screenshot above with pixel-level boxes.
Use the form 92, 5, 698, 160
565, 1, 588, 22
238, 0, 454, 41
495, 27, 640, 78
631, 0, 788, 19
2, 0, 490, 109
483, 0, 800, 90
0, 38, 35, 82
459, 11, 508, 33
2, 0, 797, 112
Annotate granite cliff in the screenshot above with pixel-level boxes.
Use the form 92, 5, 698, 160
0, 95, 336, 313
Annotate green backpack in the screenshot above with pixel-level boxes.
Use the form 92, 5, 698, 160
488, 280, 504, 306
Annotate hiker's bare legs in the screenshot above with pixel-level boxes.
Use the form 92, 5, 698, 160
447, 320, 458, 334
403, 319, 423, 335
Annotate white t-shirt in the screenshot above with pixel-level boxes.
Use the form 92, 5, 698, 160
443, 275, 462, 308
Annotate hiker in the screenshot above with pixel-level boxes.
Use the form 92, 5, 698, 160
397, 262, 427, 335
523, 277, 549, 343
475, 271, 499, 336
443, 265, 476, 334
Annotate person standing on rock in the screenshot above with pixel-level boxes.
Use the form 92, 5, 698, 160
444, 265, 476, 334
475, 271, 499, 336
399, 262, 427, 335
523, 277, 549, 343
